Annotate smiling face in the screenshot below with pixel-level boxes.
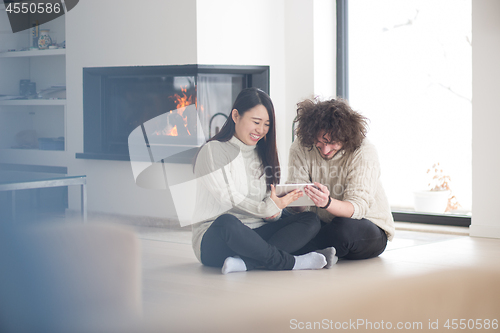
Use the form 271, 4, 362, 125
232, 104, 270, 146
315, 131, 343, 160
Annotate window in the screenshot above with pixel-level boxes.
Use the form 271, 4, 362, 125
348, 0, 472, 220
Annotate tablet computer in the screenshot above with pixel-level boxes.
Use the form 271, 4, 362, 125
275, 183, 316, 207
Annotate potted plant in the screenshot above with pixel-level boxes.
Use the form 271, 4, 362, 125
413, 163, 461, 213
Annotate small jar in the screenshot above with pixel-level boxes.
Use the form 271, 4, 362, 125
38, 29, 52, 50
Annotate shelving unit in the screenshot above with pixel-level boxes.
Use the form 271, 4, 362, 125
0, 4, 76, 221
0, 13, 66, 153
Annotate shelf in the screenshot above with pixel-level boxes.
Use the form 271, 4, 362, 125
2, 148, 64, 152
0, 148, 66, 156
0, 99, 66, 106
0, 149, 68, 168
0, 49, 66, 58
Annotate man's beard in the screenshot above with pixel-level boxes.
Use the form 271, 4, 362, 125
316, 147, 341, 160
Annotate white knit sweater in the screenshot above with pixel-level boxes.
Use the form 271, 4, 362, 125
191, 136, 281, 262
287, 138, 395, 241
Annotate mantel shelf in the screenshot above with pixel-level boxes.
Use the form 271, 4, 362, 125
0, 99, 66, 106
0, 49, 66, 58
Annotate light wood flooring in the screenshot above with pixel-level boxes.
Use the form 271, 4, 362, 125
128, 223, 500, 332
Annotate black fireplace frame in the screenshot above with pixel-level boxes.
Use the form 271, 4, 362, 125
76, 64, 270, 162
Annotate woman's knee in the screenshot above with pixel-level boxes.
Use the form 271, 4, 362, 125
211, 214, 244, 232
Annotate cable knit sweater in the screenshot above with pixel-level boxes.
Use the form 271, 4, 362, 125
191, 136, 281, 262
287, 138, 395, 241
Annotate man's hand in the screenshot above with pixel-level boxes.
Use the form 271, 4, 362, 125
270, 184, 303, 209
304, 182, 331, 208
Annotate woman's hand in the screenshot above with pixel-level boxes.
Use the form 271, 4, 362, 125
304, 182, 331, 208
270, 184, 303, 209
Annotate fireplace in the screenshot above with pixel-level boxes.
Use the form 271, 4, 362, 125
76, 65, 269, 163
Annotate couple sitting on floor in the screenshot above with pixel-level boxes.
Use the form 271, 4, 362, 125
190, 88, 394, 274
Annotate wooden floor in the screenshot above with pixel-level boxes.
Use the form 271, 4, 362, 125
131, 224, 500, 332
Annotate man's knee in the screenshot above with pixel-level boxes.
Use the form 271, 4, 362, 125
344, 239, 387, 260
331, 217, 379, 237
325, 217, 355, 239
328, 218, 388, 259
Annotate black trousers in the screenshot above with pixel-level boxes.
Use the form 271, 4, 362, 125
295, 216, 388, 260
200, 212, 321, 270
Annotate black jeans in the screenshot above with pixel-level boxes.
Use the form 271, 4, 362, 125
200, 212, 321, 270
295, 217, 388, 259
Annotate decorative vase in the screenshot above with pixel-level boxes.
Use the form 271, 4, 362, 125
413, 190, 450, 213
38, 29, 52, 50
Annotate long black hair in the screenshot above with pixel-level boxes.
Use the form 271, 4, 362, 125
196, 87, 280, 188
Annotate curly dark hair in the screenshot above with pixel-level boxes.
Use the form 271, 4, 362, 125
294, 97, 368, 155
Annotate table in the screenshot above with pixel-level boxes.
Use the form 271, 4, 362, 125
0, 171, 87, 222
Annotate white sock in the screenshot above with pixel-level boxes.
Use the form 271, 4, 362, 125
292, 252, 327, 270
221, 256, 247, 274
316, 247, 338, 269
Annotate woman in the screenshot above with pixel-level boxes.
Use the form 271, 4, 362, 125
192, 88, 335, 274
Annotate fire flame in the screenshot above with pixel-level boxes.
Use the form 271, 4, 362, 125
167, 86, 194, 136
152, 86, 196, 137
170, 87, 195, 113
168, 125, 178, 136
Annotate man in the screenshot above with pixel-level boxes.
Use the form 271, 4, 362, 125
287, 98, 394, 263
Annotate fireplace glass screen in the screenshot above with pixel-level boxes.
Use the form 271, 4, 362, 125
79, 65, 269, 163
105, 74, 243, 153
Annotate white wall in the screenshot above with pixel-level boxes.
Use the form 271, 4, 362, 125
64, 0, 323, 220
196, 0, 288, 176
1, 0, 334, 222
313, 0, 336, 99
282, 0, 336, 181
196, 0, 331, 184
283, 0, 315, 180
65, 0, 198, 219
470, 0, 500, 238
